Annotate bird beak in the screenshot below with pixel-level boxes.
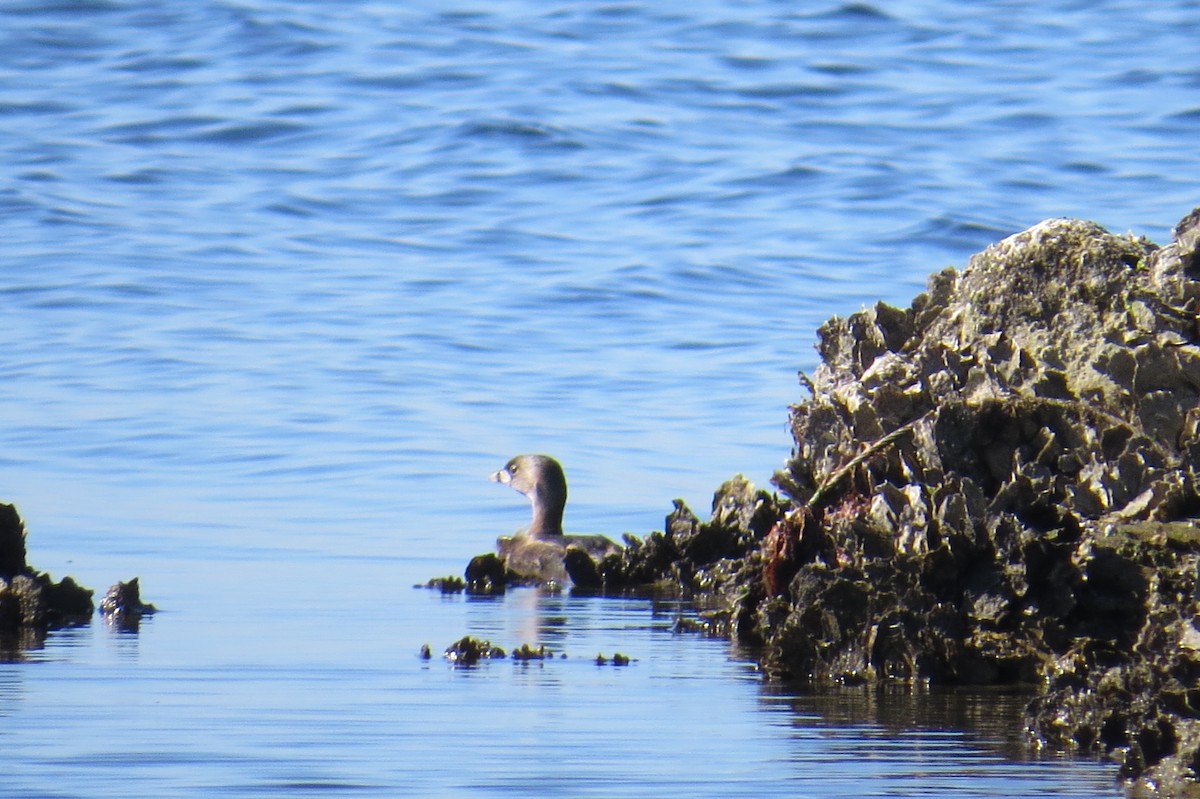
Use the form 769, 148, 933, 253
490, 469, 510, 485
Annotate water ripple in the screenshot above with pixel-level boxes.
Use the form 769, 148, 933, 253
0, 1, 1191, 795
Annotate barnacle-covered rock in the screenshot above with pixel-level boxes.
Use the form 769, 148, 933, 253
755, 210, 1200, 791
610, 209, 1200, 791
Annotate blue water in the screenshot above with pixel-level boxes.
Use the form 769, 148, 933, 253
5, 0, 1195, 795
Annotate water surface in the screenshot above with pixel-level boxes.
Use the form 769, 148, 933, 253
4, 0, 1194, 795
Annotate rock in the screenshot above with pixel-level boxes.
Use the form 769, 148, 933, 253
419, 575, 465, 593
98, 578, 157, 631
43, 575, 96, 627
0, 503, 27, 579
511, 643, 553, 661
443, 636, 505, 665
753, 211, 1200, 792
0, 571, 95, 655
0, 504, 95, 644
0, 505, 166, 650
464, 552, 509, 594
562, 546, 602, 589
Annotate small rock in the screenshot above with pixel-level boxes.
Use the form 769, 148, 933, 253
511, 643, 552, 661
419, 575, 465, 593
464, 553, 507, 594
443, 636, 505, 665
562, 547, 602, 589
98, 578, 156, 631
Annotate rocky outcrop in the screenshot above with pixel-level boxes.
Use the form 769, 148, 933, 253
753, 212, 1200, 685
0, 503, 94, 651
0, 503, 154, 653
591, 210, 1200, 793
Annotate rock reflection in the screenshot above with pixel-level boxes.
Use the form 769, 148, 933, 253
764, 683, 1062, 762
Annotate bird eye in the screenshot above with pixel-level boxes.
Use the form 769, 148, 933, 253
508, 463, 518, 474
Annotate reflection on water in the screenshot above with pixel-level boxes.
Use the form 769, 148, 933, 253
0, 667, 23, 717
0, 629, 46, 664
766, 683, 1051, 760
0, 574, 1123, 799
760, 685, 1115, 799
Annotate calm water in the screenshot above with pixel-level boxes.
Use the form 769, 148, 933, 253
5, 0, 1197, 795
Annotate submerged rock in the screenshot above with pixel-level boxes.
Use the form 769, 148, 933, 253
464, 552, 517, 593
443, 635, 506, 665
419, 575, 466, 593
98, 577, 157, 631
511, 643, 554, 661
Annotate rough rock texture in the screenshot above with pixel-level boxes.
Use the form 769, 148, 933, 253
769, 211, 1200, 792
595, 210, 1200, 793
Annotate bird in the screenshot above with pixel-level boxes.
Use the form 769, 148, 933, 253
490, 454, 621, 584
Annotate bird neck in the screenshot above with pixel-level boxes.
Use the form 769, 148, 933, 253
527, 490, 565, 538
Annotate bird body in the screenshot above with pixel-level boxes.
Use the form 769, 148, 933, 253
490, 454, 621, 584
